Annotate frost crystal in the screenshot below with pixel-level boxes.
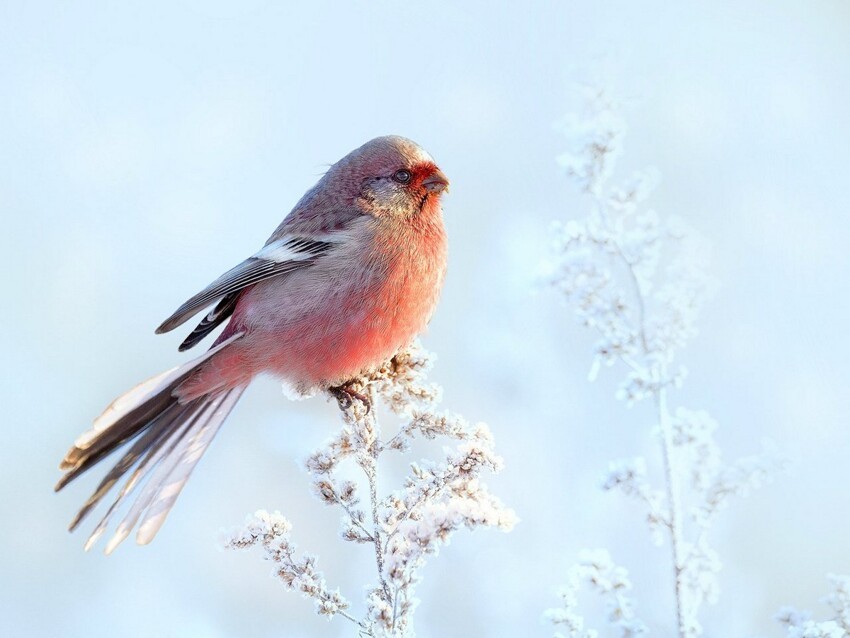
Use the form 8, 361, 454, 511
546, 90, 785, 638
226, 342, 515, 636
224, 510, 353, 621
777, 575, 850, 638
544, 549, 648, 638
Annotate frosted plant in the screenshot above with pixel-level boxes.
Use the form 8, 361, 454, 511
776, 574, 850, 638
543, 89, 785, 637
544, 549, 648, 638
224, 343, 517, 637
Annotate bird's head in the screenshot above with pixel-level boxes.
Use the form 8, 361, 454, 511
329, 135, 449, 219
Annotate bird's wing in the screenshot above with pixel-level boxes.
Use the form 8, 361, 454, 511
177, 292, 240, 352
155, 235, 337, 334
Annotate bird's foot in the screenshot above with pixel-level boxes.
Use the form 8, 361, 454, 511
329, 382, 372, 414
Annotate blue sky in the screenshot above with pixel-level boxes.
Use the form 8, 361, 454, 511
2, 1, 850, 636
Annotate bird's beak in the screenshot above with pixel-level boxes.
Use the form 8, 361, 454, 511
422, 168, 450, 194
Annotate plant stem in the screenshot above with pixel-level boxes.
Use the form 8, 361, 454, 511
609, 221, 688, 637
656, 380, 687, 638
367, 457, 391, 603
339, 608, 371, 633
360, 398, 393, 610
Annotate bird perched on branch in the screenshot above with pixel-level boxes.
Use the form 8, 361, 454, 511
56, 135, 450, 553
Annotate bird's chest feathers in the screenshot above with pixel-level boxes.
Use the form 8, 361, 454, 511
354, 218, 446, 336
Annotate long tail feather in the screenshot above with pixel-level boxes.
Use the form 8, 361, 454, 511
82, 405, 204, 552
101, 400, 218, 554
56, 332, 243, 486
103, 402, 220, 552
68, 400, 201, 532
135, 386, 244, 547
58, 332, 247, 551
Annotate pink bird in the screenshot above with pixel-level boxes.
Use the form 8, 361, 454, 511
56, 136, 450, 553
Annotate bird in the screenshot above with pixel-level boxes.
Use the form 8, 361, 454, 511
55, 135, 450, 554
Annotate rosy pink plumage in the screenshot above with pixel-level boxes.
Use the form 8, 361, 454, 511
56, 135, 450, 552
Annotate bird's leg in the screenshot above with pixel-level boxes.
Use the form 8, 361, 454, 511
329, 381, 372, 413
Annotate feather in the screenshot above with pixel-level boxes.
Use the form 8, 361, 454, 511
156, 236, 336, 334
58, 332, 248, 550
82, 405, 203, 552
178, 292, 240, 352
74, 385, 245, 553
69, 400, 203, 533
102, 399, 222, 554
56, 332, 244, 486
135, 386, 245, 546
98, 386, 245, 553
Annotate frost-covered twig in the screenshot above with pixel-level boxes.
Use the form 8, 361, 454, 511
544, 89, 785, 637
225, 510, 365, 629
545, 549, 648, 638
776, 574, 850, 637
225, 343, 516, 637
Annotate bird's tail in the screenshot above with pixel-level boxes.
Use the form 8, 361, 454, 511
56, 332, 247, 553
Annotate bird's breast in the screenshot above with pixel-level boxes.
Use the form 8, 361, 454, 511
238, 216, 447, 388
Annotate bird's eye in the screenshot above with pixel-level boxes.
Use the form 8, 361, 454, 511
392, 169, 412, 184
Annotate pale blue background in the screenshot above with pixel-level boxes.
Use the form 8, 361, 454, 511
2, 1, 850, 636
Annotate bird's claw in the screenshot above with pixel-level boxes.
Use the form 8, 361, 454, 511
329, 384, 372, 414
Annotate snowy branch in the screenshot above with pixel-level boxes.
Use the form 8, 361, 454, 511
226, 343, 516, 637
544, 88, 785, 637
776, 574, 850, 638
544, 549, 648, 638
